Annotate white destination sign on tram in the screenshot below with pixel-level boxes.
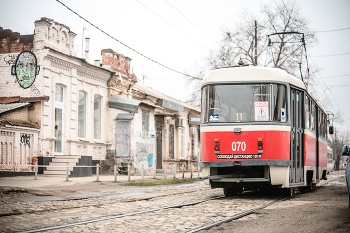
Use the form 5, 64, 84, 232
254, 101, 269, 121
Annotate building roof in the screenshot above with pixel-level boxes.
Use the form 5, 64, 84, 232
0, 96, 50, 104
133, 83, 200, 113
108, 95, 141, 113
0, 103, 30, 114
0, 119, 40, 129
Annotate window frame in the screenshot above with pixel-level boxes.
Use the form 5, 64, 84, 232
142, 109, 150, 139
93, 95, 102, 140
78, 91, 87, 139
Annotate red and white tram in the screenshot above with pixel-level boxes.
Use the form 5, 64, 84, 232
200, 65, 329, 196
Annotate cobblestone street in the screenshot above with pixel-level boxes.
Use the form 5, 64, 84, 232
0, 172, 348, 232
1, 179, 279, 232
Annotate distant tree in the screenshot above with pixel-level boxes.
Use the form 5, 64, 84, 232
186, 0, 317, 106
330, 131, 350, 171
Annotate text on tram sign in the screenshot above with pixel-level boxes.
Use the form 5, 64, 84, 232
232, 141, 246, 151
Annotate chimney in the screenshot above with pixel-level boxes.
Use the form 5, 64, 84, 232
94, 60, 101, 67
84, 37, 90, 62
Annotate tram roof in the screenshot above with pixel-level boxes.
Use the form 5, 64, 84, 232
202, 66, 305, 89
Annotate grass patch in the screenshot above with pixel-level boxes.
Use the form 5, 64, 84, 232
123, 178, 198, 186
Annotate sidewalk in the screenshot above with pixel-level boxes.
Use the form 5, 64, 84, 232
0, 171, 202, 189
0, 170, 344, 190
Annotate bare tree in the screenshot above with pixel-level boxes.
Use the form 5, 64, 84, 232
330, 131, 350, 170
185, 0, 317, 105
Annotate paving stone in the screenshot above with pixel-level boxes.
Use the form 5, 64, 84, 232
0, 184, 281, 232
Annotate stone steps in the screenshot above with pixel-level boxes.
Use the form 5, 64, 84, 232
44, 170, 70, 175
43, 156, 81, 175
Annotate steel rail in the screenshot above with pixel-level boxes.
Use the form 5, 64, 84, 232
18, 177, 345, 233
2, 188, 208, 217
19, 195, 224, 233
186, 176, 345, 233
187, 197, 287, 233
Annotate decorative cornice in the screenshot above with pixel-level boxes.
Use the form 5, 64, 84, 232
77, 68, 109, 83
47, 57, 72, 72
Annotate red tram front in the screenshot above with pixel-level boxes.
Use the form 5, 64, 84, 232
200, 66, 328, 196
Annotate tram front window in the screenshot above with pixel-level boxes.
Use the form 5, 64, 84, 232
202, 84, 287, 123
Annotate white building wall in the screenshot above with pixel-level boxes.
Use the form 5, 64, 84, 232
106, 105, 156, 175
0, 127, 39, 172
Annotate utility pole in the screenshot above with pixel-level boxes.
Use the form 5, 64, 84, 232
142, 75, 147, 85
254, 20, 258, 65
82, 27, 87, 58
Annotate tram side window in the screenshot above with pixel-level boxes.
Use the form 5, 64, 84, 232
319, 110, 323, 137
325, 113, 327, 138
272, 84, 287, 122
322, 112, 327, 138
305, 95, 310, 129
322, 111, 326, 138
201, 86, 208, 123
318, 111, 327, 139
311, 101, 315, 131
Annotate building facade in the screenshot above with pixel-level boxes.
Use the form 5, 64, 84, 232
1, 18, 112, 175
0, 18, 200, 176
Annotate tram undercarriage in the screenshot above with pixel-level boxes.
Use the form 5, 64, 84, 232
201, 165, 327, 196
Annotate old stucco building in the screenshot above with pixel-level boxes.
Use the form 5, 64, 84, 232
0, 18, 200, 176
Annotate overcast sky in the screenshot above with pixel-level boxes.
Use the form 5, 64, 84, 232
1, 0, 349, 137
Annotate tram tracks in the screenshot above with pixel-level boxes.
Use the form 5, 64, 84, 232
3, 178, 342, 233
0, 187, 210, 217
20, 195, 225, 233
7, 190, 280, 233
187, 177, 346, 233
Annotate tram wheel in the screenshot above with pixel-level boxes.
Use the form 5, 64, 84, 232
309, 183, 316, 190
223, 188, 232, 197
289, 187, 295, 196
231, 187, 244, 195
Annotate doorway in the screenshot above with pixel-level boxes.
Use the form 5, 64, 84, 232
156, 120, 162, 169
290, 88, 304, 183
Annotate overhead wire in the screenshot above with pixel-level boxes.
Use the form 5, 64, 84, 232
307, 51, 350, 124
278, 0, 350, 126
163, 0, 220, 46
55, 0, 200, 80
134, 41, 218, 68
311, 52, 350, 57
316, 27, 350, 33
135, 0, 211, 52
317, 73, 350, 79
0, 15, 31, 33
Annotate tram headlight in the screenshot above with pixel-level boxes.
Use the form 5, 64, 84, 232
214, 139, 220, 154
257, 138, 263, 154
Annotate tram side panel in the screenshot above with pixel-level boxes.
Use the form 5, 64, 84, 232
304, 131, 317, 167
318, 140, 328, 179
304, 130, 317, 184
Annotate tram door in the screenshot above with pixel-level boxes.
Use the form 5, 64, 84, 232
290, 89, 304, 183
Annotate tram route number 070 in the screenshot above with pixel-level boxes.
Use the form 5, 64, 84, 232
232, 141, 246, 151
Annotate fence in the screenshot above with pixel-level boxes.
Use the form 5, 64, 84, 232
0, 163, 201, 182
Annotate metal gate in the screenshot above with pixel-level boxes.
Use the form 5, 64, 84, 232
169, 124, 174, 159
116, 121, 129, 157
156, 120, 162, 169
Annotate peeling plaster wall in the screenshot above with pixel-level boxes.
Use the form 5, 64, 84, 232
106, 105, 155, 175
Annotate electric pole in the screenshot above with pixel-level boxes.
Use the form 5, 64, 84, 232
254, 20, 258, 65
